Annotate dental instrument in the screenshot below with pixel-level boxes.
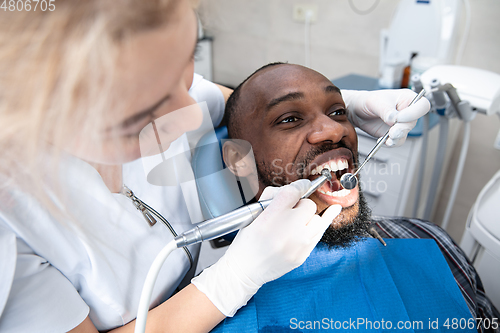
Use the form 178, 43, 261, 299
368, 226, 387, 246
340, 89, 426, 191
176, 168, 332, 247
135, 169, 332, 333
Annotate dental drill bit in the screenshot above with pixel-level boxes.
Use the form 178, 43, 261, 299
368, 226, 387, 246
301, 168, 332, 199
340, 89, 427, 191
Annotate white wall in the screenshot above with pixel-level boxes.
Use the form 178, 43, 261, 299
198, 0, 500, 87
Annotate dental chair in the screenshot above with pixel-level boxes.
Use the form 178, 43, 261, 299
460, 169, 500, 310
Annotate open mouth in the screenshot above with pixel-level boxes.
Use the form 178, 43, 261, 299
310, 159, 351, 197
306, 151, 359, 209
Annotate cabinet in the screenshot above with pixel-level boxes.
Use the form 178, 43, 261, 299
356, 129, 422, 216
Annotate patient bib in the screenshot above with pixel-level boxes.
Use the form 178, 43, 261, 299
211, 238, 474, 332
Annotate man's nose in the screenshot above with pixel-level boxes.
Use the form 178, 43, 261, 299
306, 115, 347, 145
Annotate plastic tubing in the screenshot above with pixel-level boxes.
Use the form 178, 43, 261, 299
135, 239, 178, 333
441, 121, 471, 230
412, 113, 429, 217
423, 116, 449, 220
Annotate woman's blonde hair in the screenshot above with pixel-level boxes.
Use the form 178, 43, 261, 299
0, 0, 195, 215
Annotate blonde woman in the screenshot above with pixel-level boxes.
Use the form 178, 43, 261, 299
0, 0, 429, 332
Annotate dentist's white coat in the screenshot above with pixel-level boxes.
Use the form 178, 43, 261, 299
0, 74, 224, 332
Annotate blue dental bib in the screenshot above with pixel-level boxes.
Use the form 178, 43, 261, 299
211, 238, 474, 332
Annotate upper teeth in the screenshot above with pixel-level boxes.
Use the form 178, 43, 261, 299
318, 188, 351, 197
310, 159, 349, 175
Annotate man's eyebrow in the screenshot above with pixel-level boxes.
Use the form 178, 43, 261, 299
325, 85, 341, 94
118, 93, 171, 129
266, 92, 304, 110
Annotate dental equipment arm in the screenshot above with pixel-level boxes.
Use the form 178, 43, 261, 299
342, 89, 431, 147
416, 65, 500, 228
135, 171, 339, 333
428, 82, 473, 230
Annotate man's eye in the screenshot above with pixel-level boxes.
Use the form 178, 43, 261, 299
280, 116, 300, 124
329, 109, 346, 117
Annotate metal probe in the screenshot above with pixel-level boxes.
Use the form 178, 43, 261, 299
368, 226, 387, 246
340, 89, 427, 190
175, 169, 332, 247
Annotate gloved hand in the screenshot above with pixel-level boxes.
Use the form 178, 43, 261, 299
342, 89, 431, 147
192, 179, 342, 317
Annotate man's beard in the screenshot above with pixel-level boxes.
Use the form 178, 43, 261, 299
256, 142, 372, 249
319, 190, 371, 249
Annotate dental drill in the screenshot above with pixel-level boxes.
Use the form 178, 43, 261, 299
340, 89, 427, 191
134, 169, 332, 333
175, 168, 332, 247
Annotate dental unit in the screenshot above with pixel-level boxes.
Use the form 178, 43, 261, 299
413, 65, 500, 230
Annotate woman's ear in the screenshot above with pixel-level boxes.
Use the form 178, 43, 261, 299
222, 140, 254, 177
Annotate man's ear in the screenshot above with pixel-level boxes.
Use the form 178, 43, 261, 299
222, 140, 255, 177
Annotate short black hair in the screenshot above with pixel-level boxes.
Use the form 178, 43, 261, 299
223, 62, 287, 139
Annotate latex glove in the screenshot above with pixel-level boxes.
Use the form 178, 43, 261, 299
342, 89, 431, 147
192, 179, 342, 316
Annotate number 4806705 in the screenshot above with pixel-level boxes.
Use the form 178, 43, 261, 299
1, 0, 56, 11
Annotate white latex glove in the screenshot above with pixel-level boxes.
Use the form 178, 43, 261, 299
192, 179, 342, 316
342, 89, 431, 147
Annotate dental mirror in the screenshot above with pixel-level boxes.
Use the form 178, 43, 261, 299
340, 89, 426, 191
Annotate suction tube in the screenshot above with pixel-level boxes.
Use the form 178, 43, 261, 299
412, 112, 429, 217
441, 121, 471, 230
423, 116, 449, 220
423, 82, 450, 220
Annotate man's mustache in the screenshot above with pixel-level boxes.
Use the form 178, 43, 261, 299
297, 142, 357, 178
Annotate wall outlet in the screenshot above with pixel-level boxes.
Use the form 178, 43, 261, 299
293, 4, 318, 23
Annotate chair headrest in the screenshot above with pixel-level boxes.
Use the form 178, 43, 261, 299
192, 126, 249, 219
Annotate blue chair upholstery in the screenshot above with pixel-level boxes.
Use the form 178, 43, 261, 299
191, 126, 249, 220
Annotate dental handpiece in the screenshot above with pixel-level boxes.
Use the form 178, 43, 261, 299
340, 89, 426, 190
174, 169, 332, 248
